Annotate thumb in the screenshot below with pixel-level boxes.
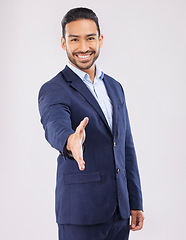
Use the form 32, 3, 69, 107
80, 117, 89, 129
77, 117, 89, 133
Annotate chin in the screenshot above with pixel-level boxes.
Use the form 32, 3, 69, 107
76, 62, 94, 70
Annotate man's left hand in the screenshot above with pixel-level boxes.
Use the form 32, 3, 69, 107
130, 210, 144, 231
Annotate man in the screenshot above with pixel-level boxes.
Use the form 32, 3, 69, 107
38, 7, 144, 240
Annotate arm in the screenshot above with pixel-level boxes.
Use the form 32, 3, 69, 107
124, 102, 143, 211
38, 83, 88, 170
118, 83, 144, 230
38, 84, 74, 153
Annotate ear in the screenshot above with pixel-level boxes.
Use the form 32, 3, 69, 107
61, 37, 66, 50
99, 34, 103, 48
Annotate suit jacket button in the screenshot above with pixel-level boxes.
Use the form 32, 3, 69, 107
116, 168, 120, 174
114, 142, 116, 147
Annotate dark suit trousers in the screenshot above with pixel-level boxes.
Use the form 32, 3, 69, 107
58, 207, 130, 240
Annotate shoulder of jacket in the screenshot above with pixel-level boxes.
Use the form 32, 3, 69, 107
104, 73, 124, 91
38, 71, 67, 96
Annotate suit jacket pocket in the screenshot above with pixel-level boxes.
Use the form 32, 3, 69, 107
63, 171, 101, 184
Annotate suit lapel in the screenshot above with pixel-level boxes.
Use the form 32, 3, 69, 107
62, 66, 112, 134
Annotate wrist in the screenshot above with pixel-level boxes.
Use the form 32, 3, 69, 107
63, 142, 85, 159
66, 134, 74, 151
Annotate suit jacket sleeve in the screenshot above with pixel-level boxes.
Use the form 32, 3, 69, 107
120, 84, 143, 211
38, 81, 74, 153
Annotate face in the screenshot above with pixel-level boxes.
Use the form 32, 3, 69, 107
61, 19, 103, 71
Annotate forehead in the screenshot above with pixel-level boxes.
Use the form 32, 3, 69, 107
65, 19, 99, 37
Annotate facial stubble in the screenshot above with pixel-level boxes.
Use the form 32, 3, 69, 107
66, 48, 100, 70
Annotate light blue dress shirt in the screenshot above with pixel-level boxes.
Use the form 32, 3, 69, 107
67, 63, 113, 131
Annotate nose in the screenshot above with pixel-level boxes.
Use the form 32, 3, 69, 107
79, 40, 89, 52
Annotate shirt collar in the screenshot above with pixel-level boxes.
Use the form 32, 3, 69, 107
67, 62, 104, 83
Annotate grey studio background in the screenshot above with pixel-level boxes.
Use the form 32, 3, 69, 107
0, 0, 185, 239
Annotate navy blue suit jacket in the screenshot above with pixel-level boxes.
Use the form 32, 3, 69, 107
38, 66, 143, 225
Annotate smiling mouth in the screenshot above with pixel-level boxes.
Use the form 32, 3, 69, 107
74, 52, 94, 61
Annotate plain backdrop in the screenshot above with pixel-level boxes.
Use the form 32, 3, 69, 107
0, 0, 186, 239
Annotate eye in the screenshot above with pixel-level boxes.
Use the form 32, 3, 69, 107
71, 38, 78, 42
88, 37, 95, 41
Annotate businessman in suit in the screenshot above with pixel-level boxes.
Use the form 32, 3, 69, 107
38, 7, 144, 240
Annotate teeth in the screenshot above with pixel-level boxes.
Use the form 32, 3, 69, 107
78, 54, 90, 59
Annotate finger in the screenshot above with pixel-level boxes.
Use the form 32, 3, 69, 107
130, 214, 144, 231
130, 213, 137, 230
72, 146, 85, 171
77, 157, 85, 171
131, 225, 142, 231
136, 214, 144, 230
130, 220, 143, 231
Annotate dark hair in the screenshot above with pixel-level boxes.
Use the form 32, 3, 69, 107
61, 7, 101, 38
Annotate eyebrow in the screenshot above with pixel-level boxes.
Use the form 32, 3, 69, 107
68, 33, 97, 38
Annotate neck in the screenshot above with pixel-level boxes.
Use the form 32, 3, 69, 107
82, 64, 96, 83
70, 62, 96, 83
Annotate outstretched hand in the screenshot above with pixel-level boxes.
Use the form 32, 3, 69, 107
66, 117, 89, 171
